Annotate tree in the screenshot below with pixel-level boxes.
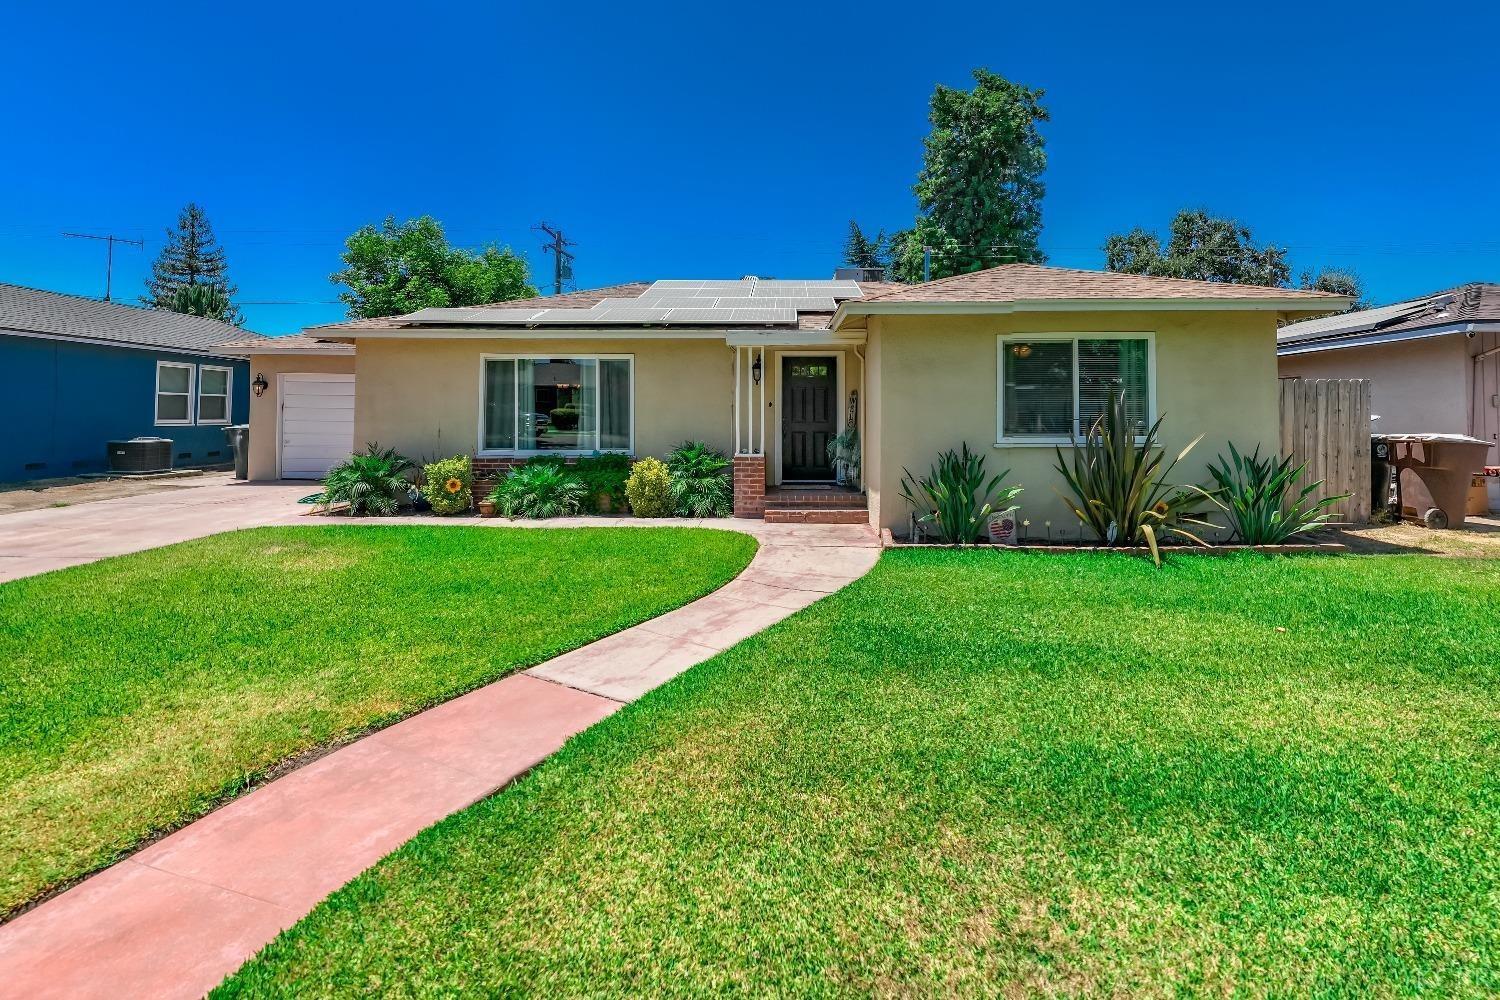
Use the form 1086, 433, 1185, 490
891, 69, 1049, 283
1300, 267, 1370, 311
166, 284, 235, 322
143, 203, 241, 324
842, 221, 889, 271
330, 216, 537, 319
1102, 209, 1290, 287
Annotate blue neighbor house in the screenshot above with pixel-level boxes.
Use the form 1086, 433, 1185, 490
0, 283, 260, 482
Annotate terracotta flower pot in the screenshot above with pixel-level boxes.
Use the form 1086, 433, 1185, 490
477, 500, 498, 518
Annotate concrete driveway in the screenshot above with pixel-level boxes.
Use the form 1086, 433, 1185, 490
0, 480, 313, 583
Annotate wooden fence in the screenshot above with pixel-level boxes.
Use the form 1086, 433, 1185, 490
1278, 378, 1372, 524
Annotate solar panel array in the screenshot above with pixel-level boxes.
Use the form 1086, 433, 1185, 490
406, 278, 864, 327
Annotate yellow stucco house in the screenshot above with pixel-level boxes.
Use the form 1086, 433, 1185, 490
224, 264, 1345, 537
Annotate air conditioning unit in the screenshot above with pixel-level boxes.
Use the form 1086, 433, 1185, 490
107, 437, 174, 473
834, 267, 887, 282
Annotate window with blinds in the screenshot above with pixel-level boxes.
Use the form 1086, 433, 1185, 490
999, 336, 1151, 441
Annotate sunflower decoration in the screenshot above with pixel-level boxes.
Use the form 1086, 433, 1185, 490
445, 477, 464, 495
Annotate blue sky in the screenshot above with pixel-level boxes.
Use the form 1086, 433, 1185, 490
4, 1, 1498, 335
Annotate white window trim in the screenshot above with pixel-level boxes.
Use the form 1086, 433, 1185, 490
476, 353, 636, 457
995, 332, 1157, 447
197, 365, 233, 425
155, 361, 195, 427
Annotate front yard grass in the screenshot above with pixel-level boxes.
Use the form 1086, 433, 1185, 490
0, 525, 757, 913
221, 550, 1500, 997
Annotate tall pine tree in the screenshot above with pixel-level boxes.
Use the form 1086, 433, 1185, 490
143, 203, 241, 324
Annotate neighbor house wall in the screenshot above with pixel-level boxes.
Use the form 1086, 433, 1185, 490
0, 334, 249, 482
352, 337, 734, 467
869, 310, 1281, 538
244, 352, 357, 480
1278, 335, 1470, 436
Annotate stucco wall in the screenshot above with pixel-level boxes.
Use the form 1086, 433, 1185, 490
1278, 335, 1470, 436
244, 352, 357, 480
352, 337, 735, 466
868, 310, 1282, 538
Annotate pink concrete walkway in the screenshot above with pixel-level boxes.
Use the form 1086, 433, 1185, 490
0, 495, 879, 999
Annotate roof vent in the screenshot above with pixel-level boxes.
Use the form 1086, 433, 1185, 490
835, 267, 887, 282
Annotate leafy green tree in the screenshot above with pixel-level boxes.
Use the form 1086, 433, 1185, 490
1300, 267, 1370, 311
143, 203, 241, 323
891, 69, 1049, 283
165, 283, 236, 322
330, 216, 537, 319
842, 221, 889, 271
1102, 209, 1291, 287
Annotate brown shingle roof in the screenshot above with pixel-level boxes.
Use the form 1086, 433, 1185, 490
311, 283, 653, 331
218, 334, 353, 354
861, 263, 1346, 304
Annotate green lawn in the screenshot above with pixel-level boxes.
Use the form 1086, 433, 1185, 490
0, 525, 757, 913
219, 551, 1500, 997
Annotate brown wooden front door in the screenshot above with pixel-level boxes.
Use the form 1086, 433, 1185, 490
782, 356, 836, 480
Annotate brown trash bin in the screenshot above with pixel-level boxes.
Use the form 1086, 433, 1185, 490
1387, 434, 1492, 529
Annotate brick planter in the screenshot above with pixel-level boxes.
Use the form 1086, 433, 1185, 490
732, 455, 766, 518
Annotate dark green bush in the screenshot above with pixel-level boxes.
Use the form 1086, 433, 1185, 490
574, 453, 633, 513
488, 464, 588, 519
549, 406, 580, 431
666, 440, 732, 518
320, 444, 415, 516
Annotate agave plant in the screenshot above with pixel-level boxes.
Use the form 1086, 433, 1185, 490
489, 463, 589, 519
899, 443, 1022, 544
1206, 443, 1347, 544
320, 445, 415, 516
666, 440, 733, 518
1054, 393, 1213, 565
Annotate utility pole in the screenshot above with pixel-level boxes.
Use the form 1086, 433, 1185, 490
922, 246, 932, 283
534, 222, 575, 295
62, 232, 144, 302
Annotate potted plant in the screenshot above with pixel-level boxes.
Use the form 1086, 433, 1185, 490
826, 428, 860, 488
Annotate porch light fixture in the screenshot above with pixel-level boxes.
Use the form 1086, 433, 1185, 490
751, 354, 763, 385
252, 372, 268, 397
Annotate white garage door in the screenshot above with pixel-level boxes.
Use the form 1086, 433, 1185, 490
280, 374, 356, 479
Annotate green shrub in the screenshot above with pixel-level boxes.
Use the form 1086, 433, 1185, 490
320, 444, 415, 516
1206, 443, 1347, 544
487, 464, 588, 519
549, 406, 580, 431
574, 453, 633, 513
1054, 392, 1213, 565
666, 440, 732, 518
421, 455, 473, 515
624, 457, 674, 517
898, 443, 1021, 544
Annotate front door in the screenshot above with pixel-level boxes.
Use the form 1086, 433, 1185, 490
782, 356, 836, 481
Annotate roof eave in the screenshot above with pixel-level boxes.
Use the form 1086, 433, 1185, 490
1278, 321, 1500, 356
830, 296, 1353, 332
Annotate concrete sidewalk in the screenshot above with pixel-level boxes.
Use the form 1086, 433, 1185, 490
0, 513, 879, 999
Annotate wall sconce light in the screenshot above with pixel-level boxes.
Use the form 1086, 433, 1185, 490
751, 354, 763, 385
252, 372, 268, 397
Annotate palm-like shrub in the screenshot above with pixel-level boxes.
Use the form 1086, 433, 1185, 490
1054, 393, 1214, 564
422, 455, 473, 515
320, 445, 414, 516
1206, 443, 1347, 544
666, 440, 732, 518
488, 464, 588, 519
624, 457, 674, 517
899, 443, 1022, 544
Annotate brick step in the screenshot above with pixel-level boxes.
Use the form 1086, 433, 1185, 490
763, 508, 870, 524
764, 493, 867, 510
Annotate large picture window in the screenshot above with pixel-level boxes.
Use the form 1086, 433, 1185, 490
155, 361, 194, 426
481, 356, 632, 454
998, 336, 1152, 441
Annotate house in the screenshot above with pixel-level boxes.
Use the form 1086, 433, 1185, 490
233, 264, 1345, 535
0, 283, 257, 482
1278, 283, 1500, 507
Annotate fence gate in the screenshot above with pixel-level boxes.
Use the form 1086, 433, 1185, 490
1278, 377, 1372, 524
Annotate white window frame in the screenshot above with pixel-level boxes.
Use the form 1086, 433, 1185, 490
995, 332, 1157, 446
155, 361, 195, 426
476, 353, 636, 457
196, 365, 233, 425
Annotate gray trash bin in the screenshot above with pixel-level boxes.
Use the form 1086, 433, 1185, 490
223, 425, 250, 480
